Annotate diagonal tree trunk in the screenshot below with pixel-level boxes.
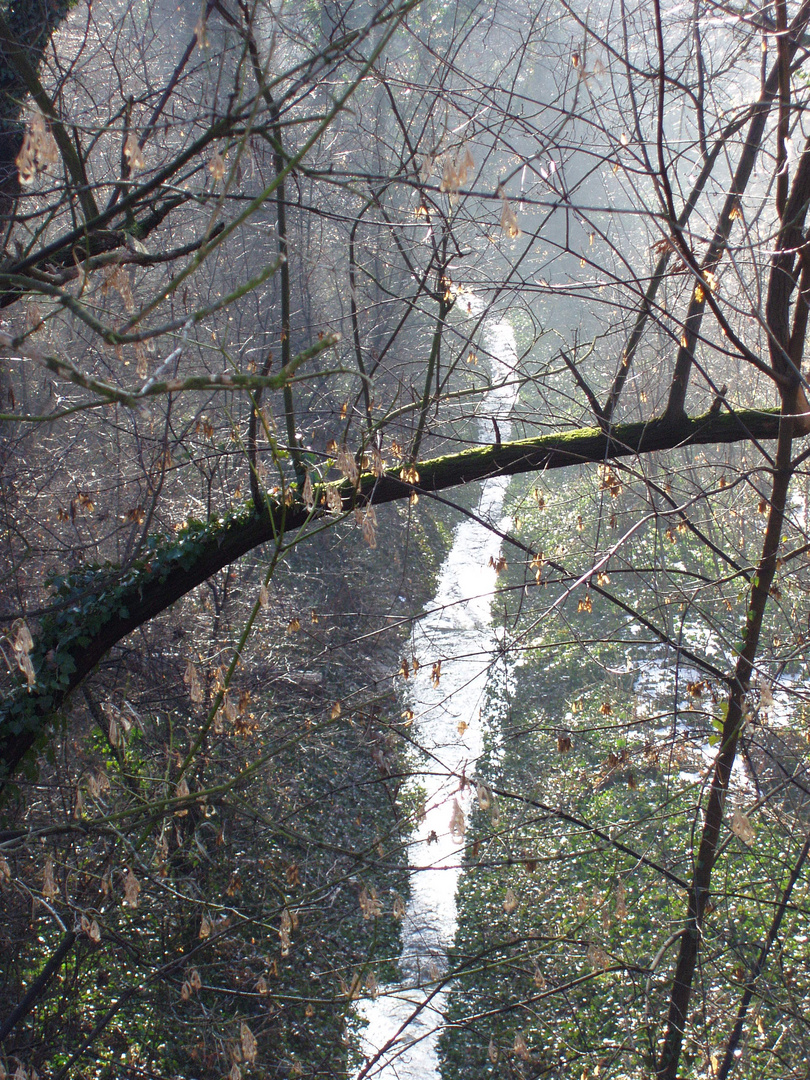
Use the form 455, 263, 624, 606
656, 4, 810, 1068
0, 405, 787, 788
655, 411, 796, 1079
661, 0, 810, 425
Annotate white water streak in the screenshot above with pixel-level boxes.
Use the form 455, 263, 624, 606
357, 315, 519, 1079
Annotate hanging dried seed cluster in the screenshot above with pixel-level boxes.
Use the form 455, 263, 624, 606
355, 505, 377, 548
498, 185, 520, 238
16, 111, 59, 185
101, 265, 135, 313
123, 133, 145, 171
449, 798, 465, 842
359, 885, 382, 919
10, 619, 35, 689
440, 148, 474, 199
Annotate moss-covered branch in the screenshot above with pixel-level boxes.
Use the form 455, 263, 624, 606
0, 407, 783, 785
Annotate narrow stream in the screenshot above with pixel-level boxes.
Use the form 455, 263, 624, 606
357, 313, 519, 1079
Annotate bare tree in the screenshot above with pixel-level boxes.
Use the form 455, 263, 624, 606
2, 0, 810, 1077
